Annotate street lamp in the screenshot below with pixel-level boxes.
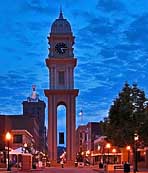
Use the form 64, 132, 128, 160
126, 145, 131, 163
79, 110, 83, 124
106, 143, 111, 164
112, 148, 116, 164
24, 143, 27, 153
134, 133, 139, 173
5, 132, 12, 171
86, 150, 90, 156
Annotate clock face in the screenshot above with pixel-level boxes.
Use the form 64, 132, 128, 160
55, 42, 67, 54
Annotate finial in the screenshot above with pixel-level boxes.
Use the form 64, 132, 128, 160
32, 84, 36, 91
59, 5, 64, 19
27, 85, 39, 102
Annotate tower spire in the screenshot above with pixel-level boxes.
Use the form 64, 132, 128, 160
27, 85, 39, 102
59, 5, 64, 19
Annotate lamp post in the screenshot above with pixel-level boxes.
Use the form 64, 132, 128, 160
5, 132, 11, 171
91, 151, 94, 165
126, 145, 131, 163
134, 133, 139, 173
106, 143, 111, 164
112, 148, 116, 164
98, 145, 101, 163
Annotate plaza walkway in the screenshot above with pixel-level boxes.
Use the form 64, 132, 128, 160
1, 166, 148, 173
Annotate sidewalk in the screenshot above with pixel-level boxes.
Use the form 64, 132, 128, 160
1, 166, 148, 173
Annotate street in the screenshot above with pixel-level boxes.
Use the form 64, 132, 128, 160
12, 167, 148, 173
16, 167, 99, 173
43, 167, 97, 173
1, 166, 148, 173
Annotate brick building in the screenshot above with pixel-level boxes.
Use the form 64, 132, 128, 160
76, 122, 102, 154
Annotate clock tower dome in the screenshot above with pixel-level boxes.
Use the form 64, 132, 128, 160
44, 10, 79, 165
48, 9, 74, 58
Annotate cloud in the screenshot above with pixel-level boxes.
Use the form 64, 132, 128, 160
0, 69, 46, 114
23, 0, 54, 15
1, 0, 148, 124
77, 17, 114, 44
97, 0, 125, 13
125, 13, 148, 47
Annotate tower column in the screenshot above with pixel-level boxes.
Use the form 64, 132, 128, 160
66, 94, 76, 163
47, 95, 57, 162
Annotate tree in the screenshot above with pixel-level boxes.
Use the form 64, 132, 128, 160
103, 82, 148, 147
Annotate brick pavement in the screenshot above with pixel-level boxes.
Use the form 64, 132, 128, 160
1, 166, 148, 173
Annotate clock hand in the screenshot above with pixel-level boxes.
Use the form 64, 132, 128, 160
61, 47, 67, 52
61, 48, 64, 53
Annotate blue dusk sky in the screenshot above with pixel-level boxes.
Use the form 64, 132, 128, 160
0, 0, 148, 129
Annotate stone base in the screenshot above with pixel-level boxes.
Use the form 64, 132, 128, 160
49, 160, 58, 167
65, 160, 75, 167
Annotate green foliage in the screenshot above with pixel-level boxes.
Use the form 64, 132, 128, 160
103, 82, 148, 147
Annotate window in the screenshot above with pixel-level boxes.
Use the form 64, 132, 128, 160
85, 133, 87, 141
13, 135, 22, 144
59, 71, 65, 85
80, 132, 82, 138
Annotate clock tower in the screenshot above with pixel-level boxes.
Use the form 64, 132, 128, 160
44, 10, 79, 165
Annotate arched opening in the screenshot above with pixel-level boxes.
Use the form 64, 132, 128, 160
57, 104, 66, 163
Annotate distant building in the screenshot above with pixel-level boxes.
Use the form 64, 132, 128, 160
11, 129, 34, 150
4, 114, 39, 149
76, 125, 88, 153
22, 85, 46, 152
0, 86, 46, 153
76, 122, 102, 154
